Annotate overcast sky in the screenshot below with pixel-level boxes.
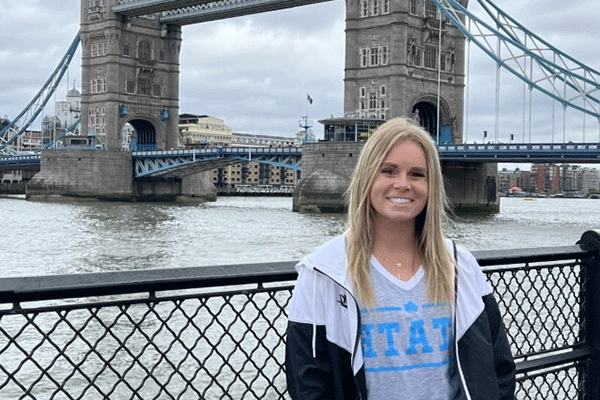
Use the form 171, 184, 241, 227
1, 0, 599, 147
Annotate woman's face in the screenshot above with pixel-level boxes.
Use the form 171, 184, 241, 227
369, 140, 429, 227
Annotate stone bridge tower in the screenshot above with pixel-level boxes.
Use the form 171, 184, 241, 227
80, 0, 181, 151
344, 0, 467, 143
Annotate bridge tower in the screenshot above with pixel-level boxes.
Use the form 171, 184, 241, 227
344, 0, 466, 141
80, 0, 181, 151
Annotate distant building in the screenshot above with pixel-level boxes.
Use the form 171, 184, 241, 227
500, 164, 599, 196
230, 132, 296, 148
532, 163, 560, 193
581, 168, 600, 194
42, 87, 82, 146
178, 114, 233, 147
56, 87, 81, 134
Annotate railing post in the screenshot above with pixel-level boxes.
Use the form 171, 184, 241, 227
578, 230, 600, 399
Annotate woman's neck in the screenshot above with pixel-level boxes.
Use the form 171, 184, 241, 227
372, 217, 418, 253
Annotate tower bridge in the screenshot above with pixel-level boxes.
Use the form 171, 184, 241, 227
1, 0, 600, 210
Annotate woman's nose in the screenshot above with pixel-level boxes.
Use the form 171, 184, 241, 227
393, 174, 410, 189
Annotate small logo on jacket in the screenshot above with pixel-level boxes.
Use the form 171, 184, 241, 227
337, 294, 348, 308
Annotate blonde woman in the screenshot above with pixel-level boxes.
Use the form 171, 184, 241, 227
285, 118, 515, 399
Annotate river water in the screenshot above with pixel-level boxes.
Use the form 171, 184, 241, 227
1, 195, 598, 278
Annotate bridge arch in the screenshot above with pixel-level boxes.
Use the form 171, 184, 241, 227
123, 117, 159, 151
410, 95, 454, 144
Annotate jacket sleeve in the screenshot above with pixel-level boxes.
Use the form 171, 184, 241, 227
482, 293, 516, 400
285, 267, 334, 400
286, 322, 334, 399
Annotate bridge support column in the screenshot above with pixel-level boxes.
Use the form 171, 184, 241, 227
443, 161, 499, 213
133, 172, 216, 202
293, 142, 360, 213
26, 150, 134, 201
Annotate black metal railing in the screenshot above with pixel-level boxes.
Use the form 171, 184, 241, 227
0, 232, 599, 399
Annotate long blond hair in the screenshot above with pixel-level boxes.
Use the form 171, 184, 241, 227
346, 117, 455, 307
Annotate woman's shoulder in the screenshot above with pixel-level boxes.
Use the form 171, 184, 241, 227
296, 233, 348, 280
445, 238, 492, 295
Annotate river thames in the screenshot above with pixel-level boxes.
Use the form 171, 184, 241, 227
1, 195, 598, 278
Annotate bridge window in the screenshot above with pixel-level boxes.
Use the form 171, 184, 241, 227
138, 40, 152, 61
380, 85, 386, 96
372, 0, 379, 15
360, 48, 368, 67
425, 0, 437, 18
153, 84, 161, 97
138, 77, 151, 95
361, 0, 368, 17
92, 41, 107, 57
126, 80, 135, 93
382, 0, 389, 13
360, 45, 389, 67
90, 79, 106, 94
370, 47, 379, 66
409, 0, 418, 15
381, 46, 389, 65
123, 43, 130, 56
369, 92, 377, 109
360, 87, 366, 97
424, 45, 437, 69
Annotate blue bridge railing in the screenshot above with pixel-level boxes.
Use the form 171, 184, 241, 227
0, 231, 599, 399
437, 142, 600, 163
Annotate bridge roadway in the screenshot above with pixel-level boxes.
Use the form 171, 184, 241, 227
2, 143, 600, 178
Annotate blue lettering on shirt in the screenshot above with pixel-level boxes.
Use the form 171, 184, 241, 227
360, 307, 451, 373
378, 322, 400, 356
406, 319, 433, 355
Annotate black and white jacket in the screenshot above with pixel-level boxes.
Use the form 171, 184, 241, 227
285, 234, 516, 400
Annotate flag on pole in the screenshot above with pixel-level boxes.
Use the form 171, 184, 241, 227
307, 93, 313, 104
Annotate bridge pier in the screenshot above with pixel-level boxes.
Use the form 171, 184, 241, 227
26, 150, 216, 202
293, 142, 499, 213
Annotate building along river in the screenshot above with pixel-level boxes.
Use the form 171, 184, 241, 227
0, 195, 598, 278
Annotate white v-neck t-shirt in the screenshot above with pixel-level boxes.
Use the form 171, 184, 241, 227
360, 256, 452, 399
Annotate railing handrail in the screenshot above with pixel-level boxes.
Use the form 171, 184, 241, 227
0, 243, 594, 304
0, 261, 298, 304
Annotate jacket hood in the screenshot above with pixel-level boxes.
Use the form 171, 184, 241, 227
296, 233, 352, 290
